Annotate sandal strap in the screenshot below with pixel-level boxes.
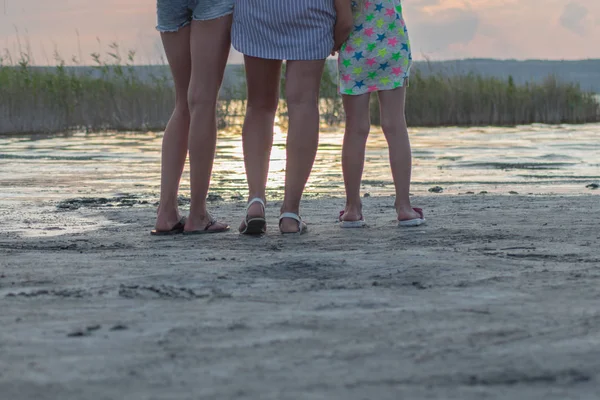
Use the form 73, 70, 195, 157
279, 213, 302, 231
279, 212, 301, 223
204, 218, 218, 231
247, 197, 265, 212
279, 212, 306, 234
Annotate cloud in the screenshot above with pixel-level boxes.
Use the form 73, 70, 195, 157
2, 0, 600, 64
406, 5, 480, 55
560, 2, 589, 35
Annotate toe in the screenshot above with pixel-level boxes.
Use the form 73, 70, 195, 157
207, 220, 229, 232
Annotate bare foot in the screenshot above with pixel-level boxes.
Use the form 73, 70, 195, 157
279, 216, 302, 233
340, 204, 363, 222
397, 206, 422, 222
154, 208, 183, 232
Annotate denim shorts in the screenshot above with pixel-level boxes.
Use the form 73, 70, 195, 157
156, 0, 234, 32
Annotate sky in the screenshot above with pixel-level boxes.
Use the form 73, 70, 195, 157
1, 0, 599, 65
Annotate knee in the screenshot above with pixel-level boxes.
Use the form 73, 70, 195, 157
346, 117, 371, 139
380, 115, 407, 136
285, 86, 318, 109
247, 94, 279, 116
187, 88, 218, 113
173, 98, 190, 117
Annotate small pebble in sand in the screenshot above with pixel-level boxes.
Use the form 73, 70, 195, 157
110, 324, 128, 331
87, 325, 101, 332
429, 186, 443, 193
364, 193, 371, 198
67, 324, 101, 337
586, 183, 599, 189
509, 191, 519, 195
412, 281, 428, 290
67, 330, 90, 338
207, 193, 224, 202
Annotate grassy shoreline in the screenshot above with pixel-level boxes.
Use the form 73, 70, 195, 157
1, 60, 598, 134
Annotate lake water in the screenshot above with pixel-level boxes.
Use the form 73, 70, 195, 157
1, 123, 599, 206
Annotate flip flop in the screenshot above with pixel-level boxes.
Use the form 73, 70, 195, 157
398, 208, 426, 227
339, 210, 367, 229
279, 212, 307, 235
183, 219, 230, 235
240, 197, 267, 235
150, 217, 186, 236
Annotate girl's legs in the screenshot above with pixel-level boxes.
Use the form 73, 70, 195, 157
279, 60, 326, 233
239, 56, 282, 231
340, 93, 371, 222
378, 87, 421, 221
155, 25, 192, 232
185, 16, 232, 231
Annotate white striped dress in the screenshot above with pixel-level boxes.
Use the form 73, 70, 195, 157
231, 0, 336, 61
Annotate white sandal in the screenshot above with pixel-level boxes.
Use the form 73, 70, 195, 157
240, 198, 267, 235
398, 208, 426, 227
279, 212, 307, 235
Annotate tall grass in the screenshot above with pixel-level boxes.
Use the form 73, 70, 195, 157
400, 70, 599, 126
0, 45, 244, 134
0, 47, 598, 134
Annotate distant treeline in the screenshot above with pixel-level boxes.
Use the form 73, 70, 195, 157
1, 59, 598, 134
22, 58, 600, 93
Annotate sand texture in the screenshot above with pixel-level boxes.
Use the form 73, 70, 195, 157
1, 195, 600, 399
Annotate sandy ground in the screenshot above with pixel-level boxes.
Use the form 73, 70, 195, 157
1, 194, 600, 400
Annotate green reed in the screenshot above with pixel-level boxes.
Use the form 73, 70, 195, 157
0, 47, 598, 134
399, 70, 600, 126
317, 63, 599, 126
0, 45, 244, 134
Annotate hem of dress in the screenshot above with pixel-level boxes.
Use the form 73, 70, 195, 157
232, 43, 331, 61
339, 79, 410, 96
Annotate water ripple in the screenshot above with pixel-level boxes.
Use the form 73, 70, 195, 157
1, 123, 599, 203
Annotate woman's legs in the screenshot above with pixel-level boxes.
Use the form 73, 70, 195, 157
340, 93, 371, 222
279, 60, 326, 233
185, 16, 232, 231
238, 56, 282, 231
155, 25, 192, 232
378, 87, 421, 221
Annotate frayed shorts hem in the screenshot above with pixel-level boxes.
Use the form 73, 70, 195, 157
156, 1, 233, 33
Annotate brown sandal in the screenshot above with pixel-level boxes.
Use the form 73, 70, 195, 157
150, 217, 186, 236
183, 219, 230, 235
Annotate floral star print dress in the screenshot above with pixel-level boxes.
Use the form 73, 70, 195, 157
338, 0, 412, 95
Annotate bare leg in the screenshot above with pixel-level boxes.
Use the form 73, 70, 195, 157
340, 93, 371, 222
238, 56, 282, 231
279, 60, 326, 233
185, 16, 232, 232
378, 87, 421, 221
155, 25, 192, 232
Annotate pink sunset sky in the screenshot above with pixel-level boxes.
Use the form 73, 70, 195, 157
1, 0, 599, 65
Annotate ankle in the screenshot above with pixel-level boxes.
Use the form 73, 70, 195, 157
157, 203, 178, 218
188, 203, 208, 219
345, 198, 362, 211
395, 201, 414, 215
248, 194, 266, 203
280, 203, 300, 216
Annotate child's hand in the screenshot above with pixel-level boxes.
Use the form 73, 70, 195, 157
332, 0, 354, 55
